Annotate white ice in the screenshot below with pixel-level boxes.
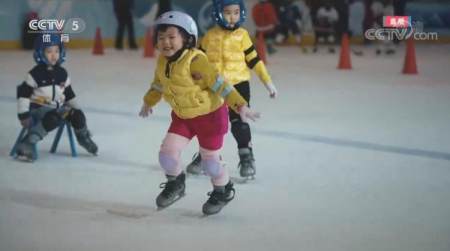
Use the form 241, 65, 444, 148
1, 45, 450, 251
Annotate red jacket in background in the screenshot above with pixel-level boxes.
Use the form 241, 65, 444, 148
252, 1, 278, 33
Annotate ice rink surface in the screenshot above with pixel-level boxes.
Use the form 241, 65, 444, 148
1, 45, 450, 251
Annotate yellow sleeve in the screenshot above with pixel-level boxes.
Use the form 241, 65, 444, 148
190, 53, 247, 113
143, 74, 163, 108
199, 30, 210, 52
242, 31, 273, 85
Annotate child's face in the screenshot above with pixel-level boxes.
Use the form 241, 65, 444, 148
44, 45, 60, 66
157, 26, 184, 58
223, 4, 240, 28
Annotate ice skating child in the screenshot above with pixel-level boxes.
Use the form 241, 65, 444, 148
371, 0, 396, 55
252, 0, 279, 54
15, 33, 98, 161
139, 11, 260, 215
275, 0, 304, 50
185, 0, 277, 180
314, 0, 339, 53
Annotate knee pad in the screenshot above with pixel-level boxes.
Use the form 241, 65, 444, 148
42, 111, 62, 131
201, 158, 223, 178
67, 109, 86, 129
231, 121, 251, 148
158, 133, 189, 176
159, 151, 181, 176
200, 149, 223, 178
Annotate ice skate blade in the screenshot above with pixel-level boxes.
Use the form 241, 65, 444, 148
231, 176, 255, 184
15, 155, 34, 163
202, 203, 229, 216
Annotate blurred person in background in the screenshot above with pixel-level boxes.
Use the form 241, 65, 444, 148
371, 0, 395, 55
113, 0, 138, 50
156, 0, 172, 18
313, 0, 339, 53
275, 0, 305, 51
252, 0, 279, 54
393, 0, 407, 44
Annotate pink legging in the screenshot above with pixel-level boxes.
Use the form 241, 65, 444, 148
159, 133, 229, 186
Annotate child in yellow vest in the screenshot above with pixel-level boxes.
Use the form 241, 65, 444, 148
186, 0, 277, 179
139, 11, 260, 215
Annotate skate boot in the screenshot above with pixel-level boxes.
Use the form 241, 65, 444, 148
238, 148, 256, 179
16, 139, 36, 162
156, 172, 186, 209
16, 127, 45, 162
186, 153, 202, 175
75, 127, 98, 155
202, 181, 235, 215
385, 48, 396, 55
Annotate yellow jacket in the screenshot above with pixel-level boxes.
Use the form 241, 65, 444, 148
143, 49, 247, 119
200, 26, 272, 86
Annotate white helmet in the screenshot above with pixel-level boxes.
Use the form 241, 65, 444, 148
155, 11, 198, 46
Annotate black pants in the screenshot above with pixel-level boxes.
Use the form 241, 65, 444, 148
115, 12, 137, 49
229, 82, 252, 149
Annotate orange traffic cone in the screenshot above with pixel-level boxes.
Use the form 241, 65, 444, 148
92, 27, 104, 55
338, 33, 352, 70
402, 37, 418, 74
143, 28, 155, 58
256, 32, 267, 64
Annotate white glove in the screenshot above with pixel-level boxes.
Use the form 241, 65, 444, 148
139, 103, 153, 118
239, 106, 261, 123
264, 83, 278, 99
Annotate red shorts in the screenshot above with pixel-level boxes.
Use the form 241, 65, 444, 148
168, 104, 229, 150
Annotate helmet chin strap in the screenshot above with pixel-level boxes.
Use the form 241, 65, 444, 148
222, 22, 240, 31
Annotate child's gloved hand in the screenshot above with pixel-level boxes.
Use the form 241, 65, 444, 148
20, 117, 32, 128
239, 106, 261, 123
139, 103, 153, 118
264, 83, 278, 99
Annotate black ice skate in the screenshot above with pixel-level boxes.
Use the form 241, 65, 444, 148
16, 140, 35, 162
75, 127, 98, 155
385, 49, 396, 55
186, 153, 202, 175
238, 148, 256, 179
202, 182, 235, 215
15, 132, 41, 162
156, 172, 186, 209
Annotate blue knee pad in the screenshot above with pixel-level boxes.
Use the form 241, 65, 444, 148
159, 151, 179, 174
201, 158, 222, 178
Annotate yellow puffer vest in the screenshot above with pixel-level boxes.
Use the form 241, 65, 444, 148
202, 27, 251, 85
155, 49, 224, 119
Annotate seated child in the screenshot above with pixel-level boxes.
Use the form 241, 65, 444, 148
16, 33, 98, 161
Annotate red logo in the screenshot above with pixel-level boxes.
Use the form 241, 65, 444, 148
383, 16, 411, 28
